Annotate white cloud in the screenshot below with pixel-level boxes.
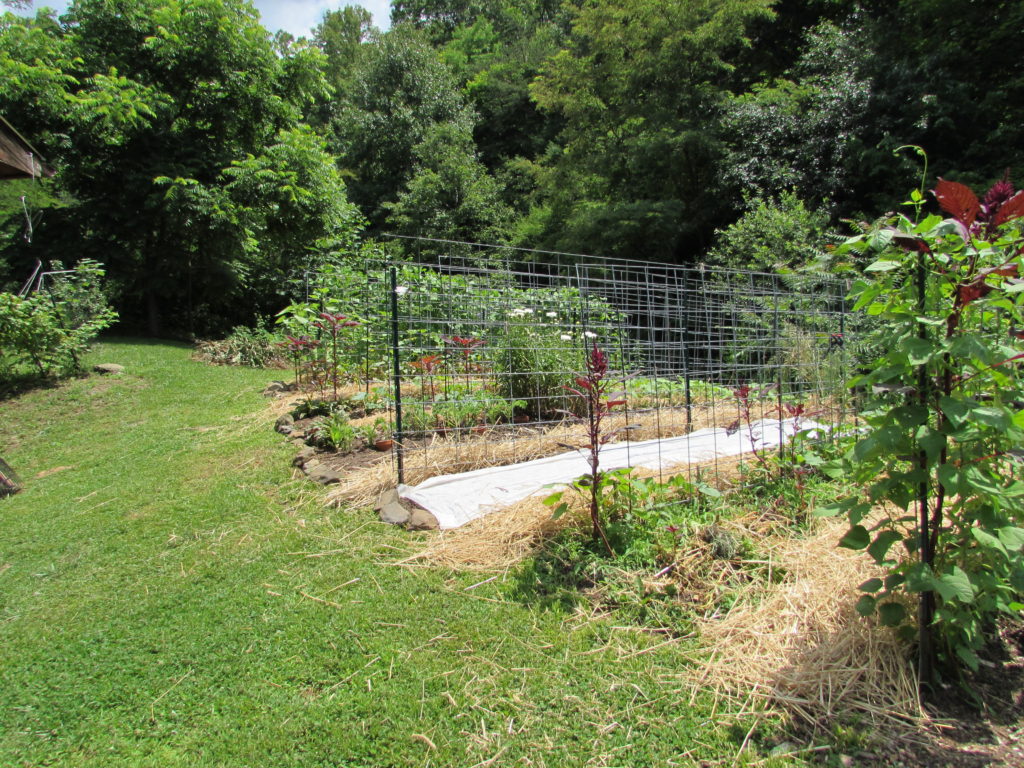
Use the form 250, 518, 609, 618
25, 1, 392, 37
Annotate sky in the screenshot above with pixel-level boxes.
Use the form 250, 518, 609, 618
23, 1, 392, 37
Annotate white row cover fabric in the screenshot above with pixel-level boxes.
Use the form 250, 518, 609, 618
398, 418, 822, 530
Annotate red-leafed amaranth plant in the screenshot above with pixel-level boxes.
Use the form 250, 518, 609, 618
825, 166, 1024, 683
546, 343, 626, 555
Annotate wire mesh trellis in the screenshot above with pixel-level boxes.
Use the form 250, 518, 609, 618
310, 236, 852, 488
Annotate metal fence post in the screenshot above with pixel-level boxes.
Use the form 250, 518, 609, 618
390, 266, 405, 485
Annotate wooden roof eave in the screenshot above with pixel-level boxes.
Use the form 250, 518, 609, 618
0, 114, 55, 180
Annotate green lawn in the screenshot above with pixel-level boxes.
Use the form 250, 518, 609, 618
0, 339, 802, 767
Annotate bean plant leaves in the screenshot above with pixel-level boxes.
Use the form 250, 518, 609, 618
855, 594, 876, 616
971, 527, 1007, 557
971, 405, 1011, 431
937, 567, 975, 604
948, 334, 994, 364
865, 258, 900, 272
998, 527, 1024, 551
939, 396, 971, 427
917, 427, 946, 462
859, 577, 884, 593
937, 462, 960, 494
902, 337, 937, 365
956, 644, 981, 672
816, 179, 1024, 674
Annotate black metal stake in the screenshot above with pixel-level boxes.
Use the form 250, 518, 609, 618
916, 252, 935, 688
390, 266, 405, 485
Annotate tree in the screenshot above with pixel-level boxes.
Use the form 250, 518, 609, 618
315, 5, 373, 86
525, 0, 776, 262
331, 23, 478, 230
384, 122, 512, 242
441, 12, 563, 174
391, 0, 564, 45
0, 0, 352, 335
846, 0, 1024, 210
721, 21, 872, 209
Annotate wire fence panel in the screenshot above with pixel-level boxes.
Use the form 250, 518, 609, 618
319, 237, 852, 487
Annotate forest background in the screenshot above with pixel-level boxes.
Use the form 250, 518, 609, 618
2, 0, 1022, 337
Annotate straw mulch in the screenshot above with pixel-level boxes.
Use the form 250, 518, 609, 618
395, 495, 568, 570
397, 455, 750, 572
324, 401, 780, 509
275, 387, 922, 732
686, 519, 922, 734
401, 493, 921, 740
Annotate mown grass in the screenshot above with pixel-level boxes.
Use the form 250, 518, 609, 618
0, 339, 810, 767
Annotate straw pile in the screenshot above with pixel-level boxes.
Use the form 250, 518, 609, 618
687, 519, 922, 732
396, 495, 571, 570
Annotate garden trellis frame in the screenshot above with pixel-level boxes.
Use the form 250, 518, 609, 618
313, 236, 853, 487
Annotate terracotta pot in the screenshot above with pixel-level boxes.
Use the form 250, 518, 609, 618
374, 439, 394, 451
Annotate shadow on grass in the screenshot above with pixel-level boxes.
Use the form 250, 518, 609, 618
0, 371, 63, 402
506, 529, 597, 612
507, 522, 705, 638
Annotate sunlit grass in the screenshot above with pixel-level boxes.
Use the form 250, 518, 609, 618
0, 338, 806, 767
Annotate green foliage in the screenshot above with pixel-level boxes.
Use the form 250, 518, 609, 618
312, 5, 373, 97
0, 259, 117, 383
603, 473, 724, 568
821, 176, 1024, 677
524, 0, 776, 261
289, 397, 343, 420
332, 23, 477, 227
707, 190, 831, 272
721, 22, 871, 206
626, 376, 734, 409
307, 410, 357, 452
493, 304, 586, 419
384, 121, 513, 242
0, 0, 350, 336
531, 471, 729, 633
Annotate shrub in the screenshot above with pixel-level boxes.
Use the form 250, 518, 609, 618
706, 190, 830, 272
0, 259, 117, 383
308, 411, 357, 452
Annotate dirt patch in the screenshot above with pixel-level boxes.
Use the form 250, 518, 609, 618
308, 442, 394, 475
